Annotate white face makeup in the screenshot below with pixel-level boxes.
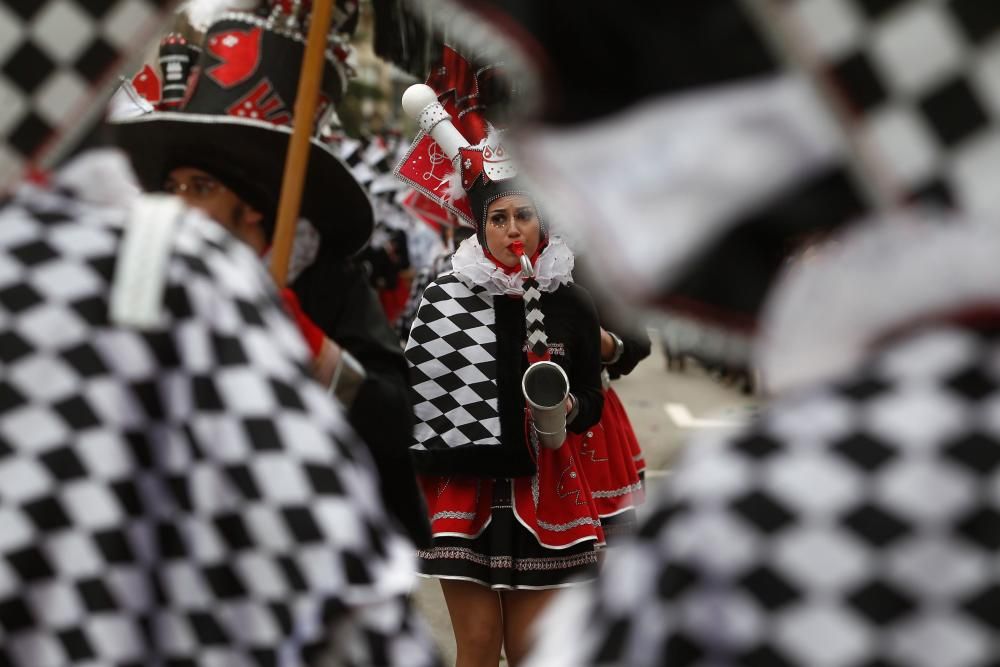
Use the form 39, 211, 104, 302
484, 194, 541, 267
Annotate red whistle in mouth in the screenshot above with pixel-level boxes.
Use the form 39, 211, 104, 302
509, 240, 534, 278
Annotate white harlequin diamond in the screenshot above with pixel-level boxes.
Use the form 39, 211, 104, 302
101, 0, 157, 50
0, 458, 52, 503
866, 385, 967, 453
774, 526, 868, 592
0, 75, 28, 136
222, 35, 240, 48
767, 390, 854, 445
861, 106, 939, 188
765, 449, 863, 516
682, 588, 764, 650
776, 605, 874, 667
29, 0, 96, 62
973, 38, 1000, 117
887, 534, 990, 600
673, 507, 762, 577
0, 146, 23, 186
870, 3, 964, 95
951, 132, 1000, 218
789, 0, 863, 60
877, 328, 977, 383
9, 355, 78, 403
673, 433, 754, 501
0, 4, 24, 63
887, 615, 990, 667
876, 457, 975, 523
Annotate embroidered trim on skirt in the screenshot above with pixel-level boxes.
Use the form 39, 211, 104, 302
571, 387, 645, 545
417, 479, 600, 589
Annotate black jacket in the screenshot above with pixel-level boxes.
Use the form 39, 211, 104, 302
606, 328, 652, 380
293, 246, 431, 547
412, 281, 604, 477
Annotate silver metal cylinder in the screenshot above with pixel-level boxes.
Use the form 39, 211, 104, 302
521, 360, 569, 450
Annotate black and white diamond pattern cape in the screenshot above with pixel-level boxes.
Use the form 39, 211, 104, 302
0, 0, 177, 186
0, 152, 441, 666
405, 272, 501, 454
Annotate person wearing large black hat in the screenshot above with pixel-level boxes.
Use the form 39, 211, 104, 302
111, 0, 432, 548
0, 0, 444, 664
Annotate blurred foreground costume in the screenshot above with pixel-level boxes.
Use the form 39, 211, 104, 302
0, 1, 440, 664
0, 152, 439, 666
390, 0, 1000, 665
110, 1, 430, 547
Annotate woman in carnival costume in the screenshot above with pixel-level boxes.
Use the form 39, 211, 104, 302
395, 53, 606, 666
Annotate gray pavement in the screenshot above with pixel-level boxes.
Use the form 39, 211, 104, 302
412, 339, 759, 665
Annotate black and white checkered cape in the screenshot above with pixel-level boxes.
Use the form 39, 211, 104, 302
783, 0, 1000, 212
0, 152, 441, 666
526, 323, 1000, 666
404, 272, 501, 451
0, 0, 177, 186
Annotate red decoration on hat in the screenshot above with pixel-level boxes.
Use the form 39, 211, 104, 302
458, 146, 485, 189
131, 64, 161, 104
395, 47, 517, 227
225, 79, 291, 125
206, 27, 263, 88
457, 98, 489, 144
397, 134, 474, 221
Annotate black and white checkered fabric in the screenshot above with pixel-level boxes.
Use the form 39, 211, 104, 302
526, 324, 1000, 666
0, 0, 177, 186
0, 155, 441, 666
523, 277, 548, 358
334, 134, 405, 199
785, 0, 1000, 211
404, 272, 502, 450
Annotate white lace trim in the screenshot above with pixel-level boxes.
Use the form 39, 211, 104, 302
757, 212, 1000, 395
451, 236, 575, 296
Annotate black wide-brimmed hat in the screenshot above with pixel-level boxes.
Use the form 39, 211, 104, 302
112, 8, 372, 255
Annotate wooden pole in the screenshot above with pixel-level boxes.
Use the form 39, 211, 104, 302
270, 0, 336, 287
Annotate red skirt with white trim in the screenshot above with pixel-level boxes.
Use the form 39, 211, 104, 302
416, 433, 605, 589
572, 387, 646, 541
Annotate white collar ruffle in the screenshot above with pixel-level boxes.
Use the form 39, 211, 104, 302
757, 212, 1000, 395
451, 236, 575, 296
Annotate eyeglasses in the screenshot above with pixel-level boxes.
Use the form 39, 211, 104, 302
163, 174, 223, 199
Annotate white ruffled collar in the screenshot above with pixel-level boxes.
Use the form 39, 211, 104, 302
451, 236, 575, 296
756, 212, 1000, 395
